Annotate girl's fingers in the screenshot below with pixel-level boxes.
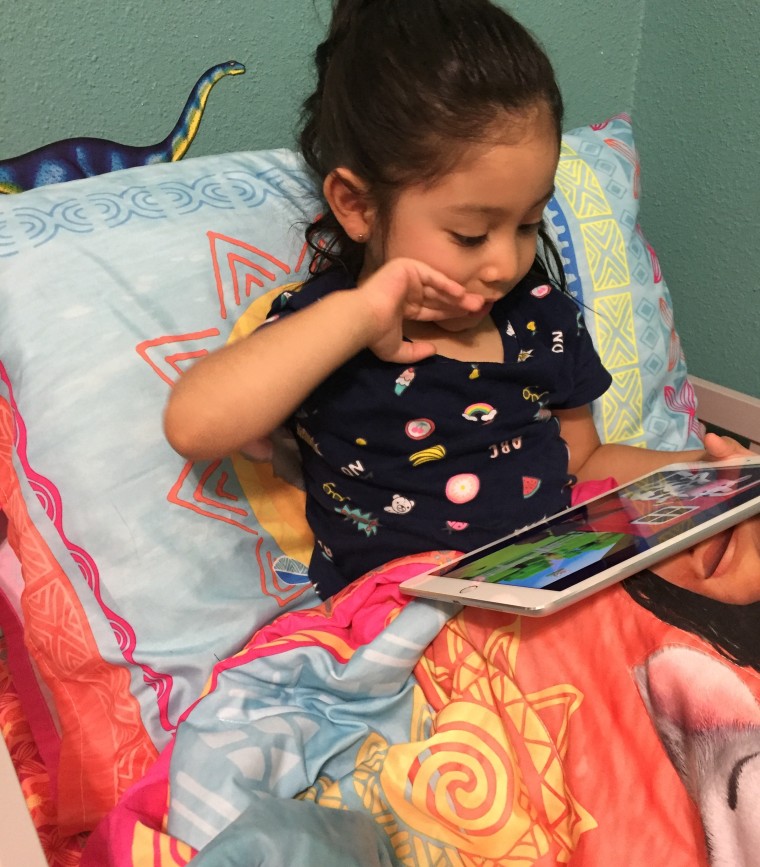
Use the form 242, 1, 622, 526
411, 298, 484, 323
413, 283, 484, 317
392, 259, 470, 303
366, 258, 483, 320
419, 276, 478, 305
364, 258, 486, 356
703, 432, 754, 459
424, 285, 484, 309
413, 305, 471, 322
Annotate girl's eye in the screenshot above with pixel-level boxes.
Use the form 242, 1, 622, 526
519, 221, 543, 235
451, 232, 488, 248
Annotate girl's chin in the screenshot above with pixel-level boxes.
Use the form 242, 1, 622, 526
436, 318, 482, 333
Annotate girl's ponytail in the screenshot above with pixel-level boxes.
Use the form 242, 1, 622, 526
300, 0, 379, 274
300, 0, 380, 176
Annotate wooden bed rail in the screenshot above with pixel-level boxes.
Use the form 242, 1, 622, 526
692, 375, 760, 453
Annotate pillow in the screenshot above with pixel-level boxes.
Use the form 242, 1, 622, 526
550, 114, 702, 451
0, 150, 321, 832
0, 117, 698, 831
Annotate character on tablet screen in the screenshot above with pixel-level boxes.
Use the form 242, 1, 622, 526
627, 470, 757, 503
473, 529, 625, 587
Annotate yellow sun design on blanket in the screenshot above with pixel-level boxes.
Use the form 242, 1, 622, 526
302, 616, 596, 866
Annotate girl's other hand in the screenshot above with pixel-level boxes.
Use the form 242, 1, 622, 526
357, 258, 483, 364
702, 431, 756, 461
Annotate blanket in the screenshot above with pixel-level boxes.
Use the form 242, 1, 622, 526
80, 553, 760, 867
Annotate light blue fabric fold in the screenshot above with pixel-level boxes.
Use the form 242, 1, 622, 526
190, 796, 399, 867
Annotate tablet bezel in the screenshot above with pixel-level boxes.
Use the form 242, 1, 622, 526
400, 457, 760, 616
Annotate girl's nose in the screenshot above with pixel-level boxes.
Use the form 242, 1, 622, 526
480, 243, 519, 288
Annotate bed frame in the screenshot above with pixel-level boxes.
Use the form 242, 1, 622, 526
0, 376, 758, 865
691, 376, 760, 453
0, 734, 48, 866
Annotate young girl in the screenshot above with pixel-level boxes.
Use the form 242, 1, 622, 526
164, 0, 749, 599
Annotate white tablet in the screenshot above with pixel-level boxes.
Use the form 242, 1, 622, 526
400, 457, 760, 616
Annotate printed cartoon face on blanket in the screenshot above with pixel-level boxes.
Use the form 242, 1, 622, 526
649, 514, 760, 605
635, 645, 760, 867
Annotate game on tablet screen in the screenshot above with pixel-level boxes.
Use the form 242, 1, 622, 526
436, 463, 760, 592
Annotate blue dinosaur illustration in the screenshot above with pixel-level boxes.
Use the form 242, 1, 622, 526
0, 61, 245, 194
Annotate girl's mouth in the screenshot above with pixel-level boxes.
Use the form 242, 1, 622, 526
699, 527, 735, 578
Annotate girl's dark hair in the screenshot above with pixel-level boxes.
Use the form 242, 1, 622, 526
300, 0, 565, 282
623, 570, 760, 674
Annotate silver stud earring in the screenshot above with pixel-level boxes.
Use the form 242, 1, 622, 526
356, 233, 366, 242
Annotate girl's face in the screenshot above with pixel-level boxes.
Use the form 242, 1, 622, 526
651, 515, 760, 604
359, 103, 559, 332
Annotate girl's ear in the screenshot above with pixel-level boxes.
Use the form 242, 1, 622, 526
323, 168, 377, 241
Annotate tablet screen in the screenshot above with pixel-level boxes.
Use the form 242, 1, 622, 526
433, 464, 760, 591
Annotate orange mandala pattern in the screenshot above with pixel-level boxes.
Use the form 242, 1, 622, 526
0, 397, 158, 833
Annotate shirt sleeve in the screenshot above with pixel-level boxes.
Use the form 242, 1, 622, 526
262, 282, 311, 324
263, 269, 353, 324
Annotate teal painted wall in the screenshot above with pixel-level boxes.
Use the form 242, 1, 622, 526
635, 0, 760, 398
4, 1, 757, 397
3, 0, 641, 156
2, 0, 322, 158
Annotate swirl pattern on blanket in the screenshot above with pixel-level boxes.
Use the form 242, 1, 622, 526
342, 619, 595, 864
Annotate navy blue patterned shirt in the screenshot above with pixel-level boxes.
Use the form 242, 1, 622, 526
266, 268, 612, 598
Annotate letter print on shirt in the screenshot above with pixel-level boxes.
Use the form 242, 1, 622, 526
488, 437, 524, 459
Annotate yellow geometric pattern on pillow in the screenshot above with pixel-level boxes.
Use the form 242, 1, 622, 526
555, 157, 612, 220
600, 368, 645, 444
556, 138, 645, 445
594, 293, 638, 368
580, 220, 630, 293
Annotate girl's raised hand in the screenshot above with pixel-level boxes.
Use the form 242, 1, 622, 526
356, 258, 484, 363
